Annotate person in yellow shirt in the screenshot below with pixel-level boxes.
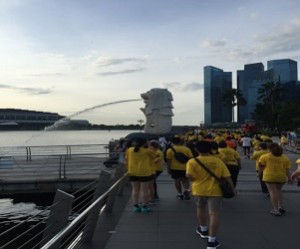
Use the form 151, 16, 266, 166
218, 141, 241, 187
291, 159, 300, 183
149, 140, 164, 201
259, 143, 292, 216
251, 143, 269, 194
166, 137, 193, 200
210, 142, 225, 161
280, 133, 288, 150
125, 138, 158, 213
186, 141, 233, 249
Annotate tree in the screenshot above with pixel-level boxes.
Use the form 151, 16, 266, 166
254, 81, 284, 130
223, 89, 247, 123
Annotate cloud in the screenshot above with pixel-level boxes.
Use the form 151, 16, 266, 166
29, 73, 65, 77
201, 18, 300, 61
97, 68, 145, 76
162, 82, 203, 92
249, 12, 259, 20
182, 82, 204, 91
95, 57, 146, 67
202, 40, 227, 49
254, 18, 300, 56
0, 84, 52, 95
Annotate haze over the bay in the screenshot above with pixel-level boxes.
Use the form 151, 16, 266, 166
0, 0, 300, 125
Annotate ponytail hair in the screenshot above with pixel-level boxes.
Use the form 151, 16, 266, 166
134, 138, 147, 152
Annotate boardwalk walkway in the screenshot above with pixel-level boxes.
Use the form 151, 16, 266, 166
101, 151, 300, 249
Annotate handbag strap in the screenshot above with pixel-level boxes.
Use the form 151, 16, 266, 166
169, 144, 177, 154
193, 157, 221, 183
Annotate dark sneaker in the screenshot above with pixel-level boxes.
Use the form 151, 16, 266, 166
279, 207, 286, 214
207, 240, 220, 249
141, 206, 151, 213
270, 210, 282, 216
196, 227, 209, 239
177, 194, 184, 200
183, 190, 191, 200
133, 206, 141, 213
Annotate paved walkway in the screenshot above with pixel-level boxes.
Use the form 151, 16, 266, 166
103, 152, 300, 249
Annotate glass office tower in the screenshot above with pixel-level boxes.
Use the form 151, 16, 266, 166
267, 59, 298, 83
204, 66, 232, 126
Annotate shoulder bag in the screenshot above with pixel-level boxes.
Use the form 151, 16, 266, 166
193, 157, 235, 199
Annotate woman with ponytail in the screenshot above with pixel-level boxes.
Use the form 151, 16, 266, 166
125, 138, 159, 213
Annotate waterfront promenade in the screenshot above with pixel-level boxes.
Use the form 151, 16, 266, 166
93, 151, 300, 249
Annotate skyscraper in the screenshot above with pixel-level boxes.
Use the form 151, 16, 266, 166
204, 66, 232, 126
267, 59, 298, 83
237, 63, 278, 123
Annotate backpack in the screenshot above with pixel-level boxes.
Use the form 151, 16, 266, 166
170, 145, 190, 163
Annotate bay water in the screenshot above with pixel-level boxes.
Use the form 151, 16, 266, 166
0, 130, 137, 244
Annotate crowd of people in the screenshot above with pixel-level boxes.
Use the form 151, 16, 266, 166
118, 130, 300, 249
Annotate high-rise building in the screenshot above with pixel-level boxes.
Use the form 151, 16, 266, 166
204, 66, 232, 126
267, 59, 298, 83
237, 63, 278, 123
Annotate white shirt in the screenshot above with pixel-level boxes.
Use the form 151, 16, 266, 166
241, 137, 252, 147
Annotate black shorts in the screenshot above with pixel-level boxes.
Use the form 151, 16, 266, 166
129, 175, 154, 182
170, 169, 186, 179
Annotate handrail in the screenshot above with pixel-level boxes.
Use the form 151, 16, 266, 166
41, 173, 127, 249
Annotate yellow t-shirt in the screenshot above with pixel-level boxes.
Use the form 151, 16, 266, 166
214, 135, 224, 144
260, 135, 271, 142
281, 136, 288, 144
125, 147, 158, 177
251, 150, 269, 170
218, 147, 240, 166
166, 145, 193, 171
259, 153, 291, 183
155, 150, 164, 172
211, 151, 226, 162
186, 155, 231, 196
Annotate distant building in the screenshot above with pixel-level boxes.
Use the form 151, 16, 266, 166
0, 109, 64, 130
237, 63, 278, 123
267, 59, 298, 84
204, 66, 232, 126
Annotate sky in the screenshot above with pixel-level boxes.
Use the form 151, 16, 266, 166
0, 0, 300, 125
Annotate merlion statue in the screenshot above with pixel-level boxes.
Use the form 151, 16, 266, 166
140, 88, 174, 134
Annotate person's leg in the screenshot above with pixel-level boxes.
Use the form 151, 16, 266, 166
148, 179, 155, 203
259, 174, 269, 194
196, 197, 209, 238
181, 176, 191, 200
175, 178, 183, 198
266, 183, 280, 214
153, 178, 158, 199
243, 146, 246, 156
131, 181, 140, 205
276, 183, 285, 210
140, 181, 151, 212
231, 167, 239, 187
207, 197, 222, 247
227, 165, 238, 187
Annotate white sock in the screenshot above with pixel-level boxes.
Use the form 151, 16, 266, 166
208, 236, 216, 243
200, 225, 208, 231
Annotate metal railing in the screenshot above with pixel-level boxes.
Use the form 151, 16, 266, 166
0, 144, 110, 160
0, 164, 127, 249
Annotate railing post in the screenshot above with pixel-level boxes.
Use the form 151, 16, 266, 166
81, 170, 113, 243
59, 156, 62, 179
41, 189, 74, 248
104, 166, 124, 213
63, 155, 67, 179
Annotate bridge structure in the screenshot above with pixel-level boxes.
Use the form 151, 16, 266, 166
0, 147, 299, 249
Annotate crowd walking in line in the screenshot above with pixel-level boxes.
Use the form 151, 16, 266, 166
120, 129, 300, 249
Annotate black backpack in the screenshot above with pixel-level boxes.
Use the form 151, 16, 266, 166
170, 145, 190, 163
